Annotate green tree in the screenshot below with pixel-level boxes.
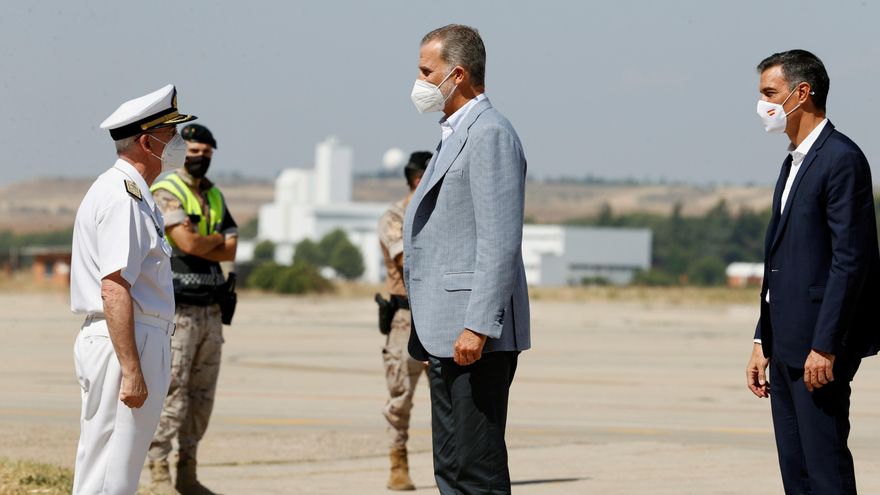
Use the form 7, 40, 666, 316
687, 256, 728, 286
318, 229, 349, 255
328, 242, 365, 280
293, 238, 326, 266
252, 240, 276, 264
596, 203, 615, 226
238, 217, 259, 238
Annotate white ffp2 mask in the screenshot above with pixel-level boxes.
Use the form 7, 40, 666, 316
756, 85, 802, 133
410, 68, 458, 114
149, 133, 187, 172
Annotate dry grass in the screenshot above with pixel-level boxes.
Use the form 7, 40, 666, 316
0, 458, 73, 495
528, 285, 759, 305
241, 283, 760, 306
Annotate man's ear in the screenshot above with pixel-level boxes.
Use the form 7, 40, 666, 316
453, 66, 467, 85
798, 82, 813, 104
139, 134, 152, 154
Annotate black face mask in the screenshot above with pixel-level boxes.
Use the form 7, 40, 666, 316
184, 155, 211, 179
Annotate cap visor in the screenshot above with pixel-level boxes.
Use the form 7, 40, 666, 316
165, 114, 197, 125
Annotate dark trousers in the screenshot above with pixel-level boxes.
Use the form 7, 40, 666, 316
770, 355, 860, 494
427, 352, 518, 495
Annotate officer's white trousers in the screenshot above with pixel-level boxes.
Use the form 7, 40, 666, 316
72, 319, 171, 495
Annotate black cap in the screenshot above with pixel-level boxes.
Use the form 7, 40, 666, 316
181, 124, 217, 149
405, 151, 432, 173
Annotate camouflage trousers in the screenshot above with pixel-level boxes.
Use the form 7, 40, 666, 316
148, 303, 224, 462
382, 308, 426, 450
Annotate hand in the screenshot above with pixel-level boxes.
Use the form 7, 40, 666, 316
804, 349, 835, 392
453, 328, 488, 366
119, 369, 148, 409
746, 343, 770, 398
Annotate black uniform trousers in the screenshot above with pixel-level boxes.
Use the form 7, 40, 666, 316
770, 354, 861, 494
426, 351, 518, 495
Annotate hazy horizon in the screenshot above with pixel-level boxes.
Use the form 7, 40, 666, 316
2, 1, 879, 188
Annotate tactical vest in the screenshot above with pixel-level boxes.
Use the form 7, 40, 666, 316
150, 172, 226, 306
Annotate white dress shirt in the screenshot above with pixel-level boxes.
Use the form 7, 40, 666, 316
434, 93, 488, 166
70, 159, 175, 321
758, 119, 829, 342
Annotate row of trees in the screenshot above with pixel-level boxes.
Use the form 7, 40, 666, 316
567, 201, 771, 286
246, 229, 365, 294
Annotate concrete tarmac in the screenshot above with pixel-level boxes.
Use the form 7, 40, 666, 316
2, 291, 880, 494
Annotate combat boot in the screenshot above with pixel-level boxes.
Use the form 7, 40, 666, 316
387, 447, 416, 491
148, 459, 177, 495
175, 455, 215, 495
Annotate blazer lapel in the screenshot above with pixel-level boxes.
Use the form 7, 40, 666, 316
769, 122, 836, 253
420, 98, 493, 195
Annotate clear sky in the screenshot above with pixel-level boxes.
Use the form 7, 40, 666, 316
1, 1, 878, 186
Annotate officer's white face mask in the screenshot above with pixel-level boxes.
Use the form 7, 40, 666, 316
756, 84, 803, 134
148, 133, 187, 172
410, 68, 458, 114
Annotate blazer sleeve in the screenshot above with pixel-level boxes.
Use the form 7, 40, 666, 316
463, 124, 526, 338
812, 148, 875, 354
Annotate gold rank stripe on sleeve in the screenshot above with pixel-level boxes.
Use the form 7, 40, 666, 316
124, 180, 143, 201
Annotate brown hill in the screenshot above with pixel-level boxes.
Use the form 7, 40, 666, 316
0, 176, 774, 233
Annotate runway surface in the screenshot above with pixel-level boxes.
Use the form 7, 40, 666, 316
3, 291, 880, 494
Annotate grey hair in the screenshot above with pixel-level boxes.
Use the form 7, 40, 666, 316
114, 135, 139, 154
421, 24, 486, 87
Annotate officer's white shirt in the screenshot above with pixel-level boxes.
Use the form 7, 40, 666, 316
70, 158, 174, 321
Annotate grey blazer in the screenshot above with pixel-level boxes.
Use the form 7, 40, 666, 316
403, 97, 531, 358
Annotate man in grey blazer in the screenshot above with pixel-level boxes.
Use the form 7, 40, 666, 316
404, 24, 530, 494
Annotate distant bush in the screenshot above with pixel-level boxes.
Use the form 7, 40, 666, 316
292, 229, 365, 280
273, 262, 334, 294
246, 261, 333, 294
252, 240, 276, 264
293, 238, 325, 266
246, 262, 281, 290
687, 256, 728, 287
0, 229, 73, 250
632, 269, 679, 287
579, 276, 611, 286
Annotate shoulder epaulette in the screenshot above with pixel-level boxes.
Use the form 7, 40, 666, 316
124, 180, 143, 201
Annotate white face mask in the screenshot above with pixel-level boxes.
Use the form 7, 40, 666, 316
410, 68, 458, 114
148, 133, 187, 172
756, 85, 802, 133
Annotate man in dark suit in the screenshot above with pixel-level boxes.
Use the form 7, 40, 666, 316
746, 49, 880, 494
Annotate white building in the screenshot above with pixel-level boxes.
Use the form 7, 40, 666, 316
239, 138, 652, 286
726, 262, 764, 288
253, 137, 386, 282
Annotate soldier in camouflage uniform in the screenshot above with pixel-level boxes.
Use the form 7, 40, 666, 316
147, 125, 238, 495
378, 151, 432, 491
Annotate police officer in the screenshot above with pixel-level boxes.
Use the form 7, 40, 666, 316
70, 84, 195, 495
147, 124, 237, 495
378, 151, 431, 491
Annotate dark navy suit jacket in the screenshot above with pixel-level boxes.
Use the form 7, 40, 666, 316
755, 121, 880, 366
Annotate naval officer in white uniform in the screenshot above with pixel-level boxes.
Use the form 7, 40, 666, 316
70, 84, 196, 495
